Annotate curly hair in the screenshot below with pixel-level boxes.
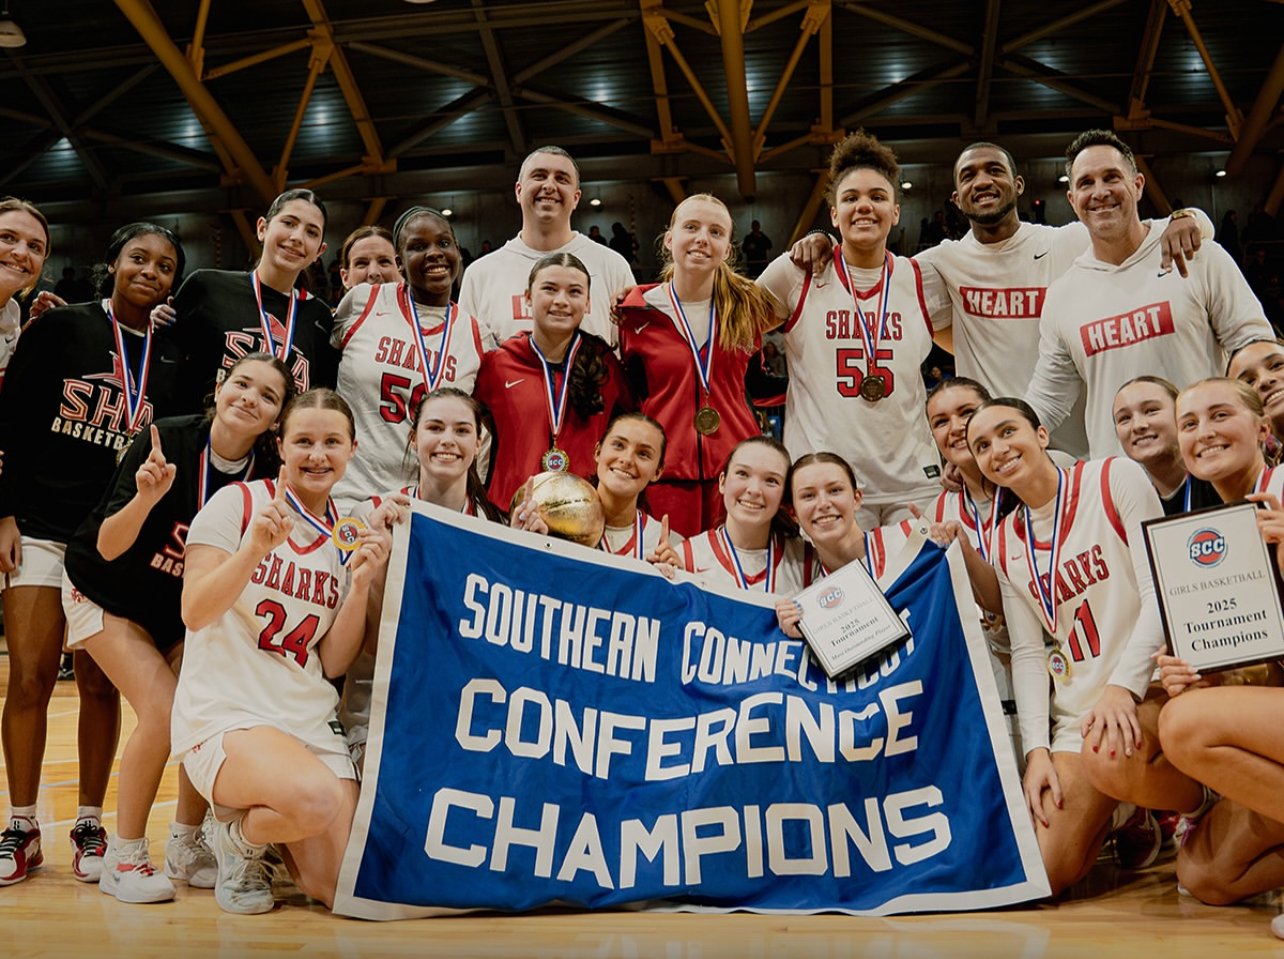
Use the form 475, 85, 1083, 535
828, 129, 900, 204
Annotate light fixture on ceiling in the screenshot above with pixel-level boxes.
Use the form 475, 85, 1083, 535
900, 180, 912, 191
589, 197, 602, 207
1215, 169, 1227, 178
0, 3, 27, 48
441, 207, 453, 218
1058, 174, 1069, 184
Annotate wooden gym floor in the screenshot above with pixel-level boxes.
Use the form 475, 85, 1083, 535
3, 657, 1283, 959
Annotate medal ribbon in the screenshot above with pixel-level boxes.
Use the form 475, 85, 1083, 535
832, 249, 891, 386
1255, 468, 1271, 496
280, 485, 351, 565
197, 439, 255, 509
665, 283, 717, 400
1182, 476, 1193, 512
718, 526, 776, 593
962, 486, 1002, 561
107, 303, 153, 436
1022, 469, 1066, 634
397, 284, 454, 393
600, 510, 646, 561
529, 332, 582, 449
250, 271, 298, 362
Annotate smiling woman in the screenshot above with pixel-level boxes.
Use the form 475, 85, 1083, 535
0, 197, 49, 388
615, 195, 778, 537
329, 207, 487, 509
0, 221, 187, 890
169, 189, 338, 415
757, 131, 947, 530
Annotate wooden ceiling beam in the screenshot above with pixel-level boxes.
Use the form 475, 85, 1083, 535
470, 0, 525, 157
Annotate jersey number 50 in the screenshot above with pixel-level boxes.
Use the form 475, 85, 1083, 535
835, 347, 895, 399
255, 599, 319, 667
379, 372, 428, 425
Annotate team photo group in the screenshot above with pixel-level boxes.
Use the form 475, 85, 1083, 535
0, 119, 1282, 933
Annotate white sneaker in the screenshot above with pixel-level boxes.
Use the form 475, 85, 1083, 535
164, 829, 217, 888
100, 838, 175, 904
210, 818, 274, 915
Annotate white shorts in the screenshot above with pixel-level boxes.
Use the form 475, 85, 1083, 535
182, 727, 357, 822
60, 572, 106, 649
2, 536, 66, 590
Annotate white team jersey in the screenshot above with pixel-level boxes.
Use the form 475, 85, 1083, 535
917, 223, 1090, 455
172, 480, 351, 757
681, 528, 805, 596
0, 299, 19, 390
784, 518, 919, 589
993, 458, 1164, 753
759, 250, 943, 506
932, 486, 1012, 656
1027, 224, 1271, 459
599, 510, 683, 561
331, 282, 486, 508
458, 232, 633, 348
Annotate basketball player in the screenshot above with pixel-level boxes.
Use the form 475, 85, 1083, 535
0, 223, 185, 886
473, 253, 632, 510
759, 130, 945, 528
1153, 379, 1284, 918
968, 398, 1206, 895
331, 207, 486, 507
172, 389, 391, 915
592, 412, 682, 563
169, 189, 337, 412
616, 195, 778, 536
63, 353, 292, 903
1026, 130, 1271, 458
458, 146, 634, 347
681, 436, 803, 596
1112, 376, 1220, 515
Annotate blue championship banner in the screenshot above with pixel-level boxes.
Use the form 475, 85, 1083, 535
334, 503, 1048, 919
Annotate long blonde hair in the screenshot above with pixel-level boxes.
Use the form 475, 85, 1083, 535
659, 194, 777, 352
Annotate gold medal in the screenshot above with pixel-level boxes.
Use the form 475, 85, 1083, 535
1046, 645, 1071, 680
542, 447, 569, 472
332, 517, 366, 553
860, 376, 886, 402
694, 406, 721, 435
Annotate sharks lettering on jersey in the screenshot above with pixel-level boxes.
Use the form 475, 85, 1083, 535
220, 318, 311, 392
53, 351, 157, 454
148, 521, 191, 577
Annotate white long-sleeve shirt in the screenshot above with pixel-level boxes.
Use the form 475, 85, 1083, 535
1026, 222, 1270, 458
993, 458, 1163, 753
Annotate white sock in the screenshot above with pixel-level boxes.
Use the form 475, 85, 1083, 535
169, 821, 200, 841
229, 817, 266, 857
9, 805, 37, 830
111, 835, 145, 855
76, 806, 102, 825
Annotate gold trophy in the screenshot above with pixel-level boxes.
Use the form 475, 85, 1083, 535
510, 471, 605, 547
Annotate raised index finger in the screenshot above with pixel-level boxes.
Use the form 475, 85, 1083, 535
659, 513, 671, 544
274, 467, 288, 502
150, 424, 164, 457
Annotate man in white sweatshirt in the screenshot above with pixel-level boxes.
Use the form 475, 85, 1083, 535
458, 145, 634, 348
1026, 129, 1270, 458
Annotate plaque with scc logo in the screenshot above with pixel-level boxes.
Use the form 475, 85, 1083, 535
1143, 502, 1284, 672
793, 557, 912, 678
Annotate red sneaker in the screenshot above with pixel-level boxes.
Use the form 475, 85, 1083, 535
0, 825, 42, 886
70, 819, 108, 883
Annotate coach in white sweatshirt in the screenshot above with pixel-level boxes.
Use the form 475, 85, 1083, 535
1026, 129, 1270, 458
